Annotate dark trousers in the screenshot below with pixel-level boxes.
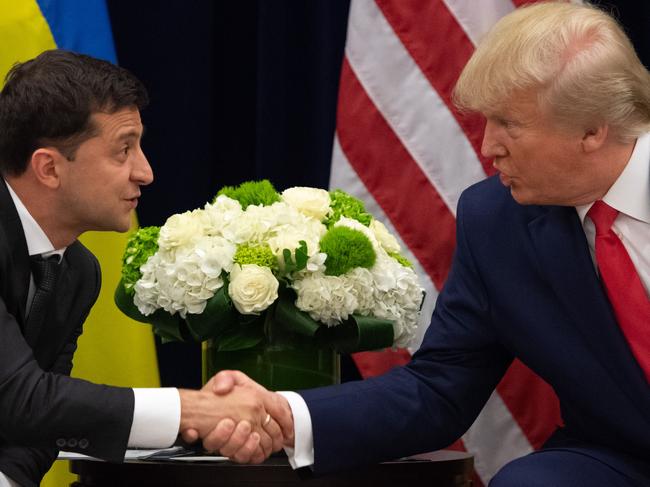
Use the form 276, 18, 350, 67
490, 431, 650, 487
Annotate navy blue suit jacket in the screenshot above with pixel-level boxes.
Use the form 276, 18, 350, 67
300, 176, 650, 475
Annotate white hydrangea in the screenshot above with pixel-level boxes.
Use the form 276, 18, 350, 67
131, 185, 423, 348
132, 252, 162, 316
221, 202, 288, 244
367, 254, 423, 347
203, 196, 243, 235
134, 235, 236, 318
292, 272, 359, 326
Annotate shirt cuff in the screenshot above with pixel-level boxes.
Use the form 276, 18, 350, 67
277, 391, 314, 469
0, 471, 20, 487
128, 388, 180, 448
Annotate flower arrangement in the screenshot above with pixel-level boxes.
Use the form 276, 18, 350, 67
115, 180, 424, 358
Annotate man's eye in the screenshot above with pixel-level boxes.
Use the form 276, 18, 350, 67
498, 119, 513, 128
122, 146, 129, 155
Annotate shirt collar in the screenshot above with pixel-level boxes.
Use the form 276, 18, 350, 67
576, 132, 650, 225
4, 180, 66, 260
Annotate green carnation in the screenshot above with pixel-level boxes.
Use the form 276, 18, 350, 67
388, 250, 413, 268
216, 180, 281, 209
121, 226, 160, 295
234, 243, 278, 270
325, 189, 373, 227
320, 226, 376, 276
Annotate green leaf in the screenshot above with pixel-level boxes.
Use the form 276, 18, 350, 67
283, 248, 296, 274
150, 310, 186, 343
114, 279, 151, 324
214, 321, 265, 351
185, 287, 239, 341
316, 314, 394, 353
294, 240, 309, 271
282, 240, 309, 274
274, 289, 320, 337
274, 288, 393, 353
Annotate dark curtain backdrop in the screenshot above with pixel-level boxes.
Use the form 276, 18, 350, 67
105, 0, 650, 388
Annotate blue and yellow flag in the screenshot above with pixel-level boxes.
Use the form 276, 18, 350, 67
0, 1, 160, 485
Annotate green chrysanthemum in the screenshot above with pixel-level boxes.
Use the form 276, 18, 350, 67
388, 250, 413, 268
216, 180, 281, 209
121, 226, 160, 295
324, 189, 373, 227
234, 243, 278, 270
320, 226, 376, 276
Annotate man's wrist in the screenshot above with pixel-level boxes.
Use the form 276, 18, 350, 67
277, 391, 314, 468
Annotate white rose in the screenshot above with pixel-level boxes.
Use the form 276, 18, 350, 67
228, 264, 279, 314
370, 219, 401, 253
281, 187, 331, 220
158, 210, 205, 249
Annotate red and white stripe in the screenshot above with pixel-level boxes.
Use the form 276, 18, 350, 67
329, 1, 561, 484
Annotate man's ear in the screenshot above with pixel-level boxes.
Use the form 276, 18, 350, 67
581, 124, 608, 153
30, 148, 62, 188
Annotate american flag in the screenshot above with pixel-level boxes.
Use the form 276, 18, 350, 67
329, 1, 562, 484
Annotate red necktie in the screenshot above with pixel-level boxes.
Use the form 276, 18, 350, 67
588, 200, 650, 381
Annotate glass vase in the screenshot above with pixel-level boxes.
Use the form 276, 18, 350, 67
202, 338, 340, 391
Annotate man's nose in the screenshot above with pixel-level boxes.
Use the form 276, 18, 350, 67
480, 120, 506, 159
132, 150, 154, 186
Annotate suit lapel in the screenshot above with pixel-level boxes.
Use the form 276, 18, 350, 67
0, 179, 30, 327
528, 206, 650, 403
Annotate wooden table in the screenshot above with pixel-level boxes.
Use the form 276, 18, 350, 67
70, 450, 473, 486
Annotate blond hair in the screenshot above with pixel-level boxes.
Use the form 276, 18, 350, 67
453, 1, 650, 141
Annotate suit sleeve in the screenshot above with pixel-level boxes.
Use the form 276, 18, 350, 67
0, 264, 135, 463
299, 190, 514, 474
0, 445, 57, 487
0, 296, 134, 461
0, 257, 109, 487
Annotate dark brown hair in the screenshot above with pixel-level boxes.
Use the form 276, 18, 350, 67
0, 49, 149, 176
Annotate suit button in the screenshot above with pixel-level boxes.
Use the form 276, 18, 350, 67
56, 438, 66, 448
79, 438, 89, 449
67, 438, 78, 448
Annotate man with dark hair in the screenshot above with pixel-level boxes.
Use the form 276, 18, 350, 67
0, 50, 290, 487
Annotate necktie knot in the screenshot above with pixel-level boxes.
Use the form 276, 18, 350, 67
587, 200, 619, 237
30, 254, 61, 293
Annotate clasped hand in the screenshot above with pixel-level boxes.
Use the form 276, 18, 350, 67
178, 371, 294, 463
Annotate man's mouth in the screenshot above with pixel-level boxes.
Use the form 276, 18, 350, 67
498, 172, 513, 187
125, 195, 140, 208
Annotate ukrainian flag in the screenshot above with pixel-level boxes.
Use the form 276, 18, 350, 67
0, 1, 160, 485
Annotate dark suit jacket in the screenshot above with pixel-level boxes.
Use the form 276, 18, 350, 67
300, 176, 650, 476
0, 179, 135, 487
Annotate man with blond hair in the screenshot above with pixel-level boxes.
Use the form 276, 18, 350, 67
208, 2, 650, 485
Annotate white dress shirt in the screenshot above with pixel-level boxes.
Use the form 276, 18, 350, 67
1, 183, 181, 487
281, 133, 650, 470
576, 132, 650, 294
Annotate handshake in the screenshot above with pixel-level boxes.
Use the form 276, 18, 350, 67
177, 371, 294, 463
